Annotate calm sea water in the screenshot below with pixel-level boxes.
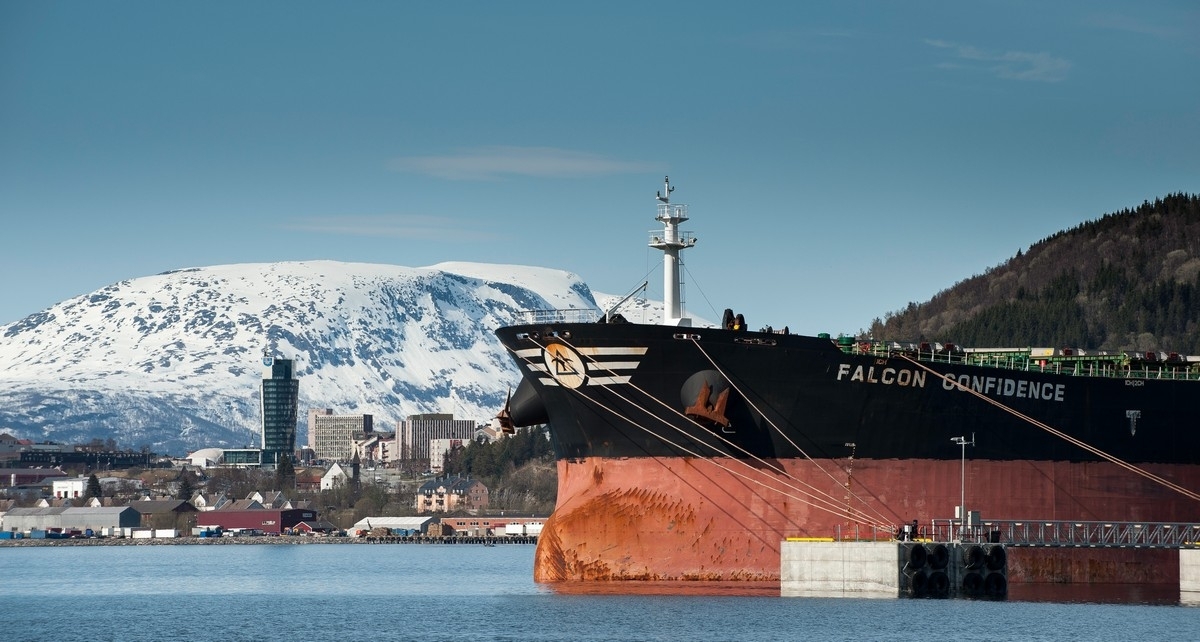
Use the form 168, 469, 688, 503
1, 543, 1196, 641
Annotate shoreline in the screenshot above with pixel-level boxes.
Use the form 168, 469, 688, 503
0, 535, 537, 547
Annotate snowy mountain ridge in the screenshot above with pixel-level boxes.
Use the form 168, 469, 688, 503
0, 260, 664, 455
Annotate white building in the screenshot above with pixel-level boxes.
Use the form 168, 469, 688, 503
349, 516, 435, 535
397, 414, 475, 466
187, 448, 225, 468
190, 492, 229, 511
352, 431, 395, 467
52, 477, 88, 499
320, 462, 351, 490
308, 408, 333, 450
429, 439, 465, 473
312, 413, 374, 462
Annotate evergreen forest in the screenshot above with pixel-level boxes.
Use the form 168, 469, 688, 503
869, 193, 1200, 354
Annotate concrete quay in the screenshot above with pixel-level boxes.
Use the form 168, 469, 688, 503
781, 541, 1008, 599
1181, 548, 1200, 603
783, 541, 1200, 599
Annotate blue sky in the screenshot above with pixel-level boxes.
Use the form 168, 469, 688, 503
3, 2, 1198, 336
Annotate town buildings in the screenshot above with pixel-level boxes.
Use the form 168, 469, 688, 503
352, 429, 395, 467
429, 438, 464, 473
51, 476, 89, 500
398, 414, 475, 467
260, 354, 299, 466
307, 408, 333, 450
2, 506, 140, 534
438, 516, 544, 537
415, 477, 489, 514
51, 476, 126, 499
132, 498, 199, 532
349, 515, 435, 535
320, 462, 351, 490
0, 433, 28, 463
2, 467, 67, 489
310, 412, 374, 462
196, 507, 317, 535
12, 439, 151, 469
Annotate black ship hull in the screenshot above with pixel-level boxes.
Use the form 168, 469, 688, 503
497, 321, 1200, 582
500, 322, 1198, 464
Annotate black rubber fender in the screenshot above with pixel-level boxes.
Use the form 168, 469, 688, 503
908, 570, 928, 597
904, 543, 927, 571
962, 571, 983, 594
964, 545, 985, 570
928, 543, 949, 570
928, 570, 950, 598
986, 545, 1007, 571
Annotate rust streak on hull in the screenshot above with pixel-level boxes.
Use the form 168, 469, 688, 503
535, 456, 1200, 583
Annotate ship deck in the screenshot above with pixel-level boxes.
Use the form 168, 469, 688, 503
839, 337, 1200, 381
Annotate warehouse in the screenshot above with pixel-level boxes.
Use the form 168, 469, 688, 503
2, 506, 140, 534
196, 508, 316, 535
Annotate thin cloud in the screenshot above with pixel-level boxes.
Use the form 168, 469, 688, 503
925, 39, 1071, 82
1084, 12, 1180, 39
389, 146, 662, 180
284, 215, 502, 242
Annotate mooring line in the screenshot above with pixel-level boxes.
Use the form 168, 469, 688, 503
898, 354, 1200, 503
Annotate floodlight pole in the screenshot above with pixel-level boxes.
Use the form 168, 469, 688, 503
951, 433, 975, 540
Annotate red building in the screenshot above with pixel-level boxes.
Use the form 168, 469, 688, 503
197, 508, 317, 534
1, 467, 67, 488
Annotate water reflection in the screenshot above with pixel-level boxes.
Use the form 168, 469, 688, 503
1009, 583, 1184, 606
548, 579, 1190, 605
547, 580, 780, 597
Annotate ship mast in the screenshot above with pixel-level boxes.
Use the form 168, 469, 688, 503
649, 176, 697, 326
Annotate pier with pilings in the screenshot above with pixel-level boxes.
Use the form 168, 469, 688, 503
781, 541, 1009, 599
783, 519, 1200, 599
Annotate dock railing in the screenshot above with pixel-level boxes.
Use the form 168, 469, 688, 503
926, 519, 1200, 548
847, 342, 1200, 381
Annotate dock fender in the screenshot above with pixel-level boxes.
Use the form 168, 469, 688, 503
964, 544, 985, 570
927, 543, 949, 570
907, 569, 928, 597
903, 542, 927, 571
928, 570, 950, 598
962, 571, 983, 594
985, 544, 1007, 571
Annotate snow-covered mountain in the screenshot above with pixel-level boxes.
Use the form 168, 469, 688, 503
0, 260, 640, 455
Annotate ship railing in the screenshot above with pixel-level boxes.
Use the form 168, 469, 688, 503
515, 309, 601, 325
850, 342, 1200, 382
925, 519, 1200, 548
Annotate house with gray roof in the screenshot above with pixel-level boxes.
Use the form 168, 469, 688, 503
2, 506, 139, 533
131, 499, 198, 531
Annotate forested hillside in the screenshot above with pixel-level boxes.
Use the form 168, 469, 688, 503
443, 426, 557, 514
869, 193, 1200, 353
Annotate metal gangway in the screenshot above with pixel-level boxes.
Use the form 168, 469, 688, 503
927, 519, 1200, 549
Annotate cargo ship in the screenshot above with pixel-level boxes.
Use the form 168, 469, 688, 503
494, 178, 1200, 583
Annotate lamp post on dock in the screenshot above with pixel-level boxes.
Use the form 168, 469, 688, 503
951, 433, 975, 540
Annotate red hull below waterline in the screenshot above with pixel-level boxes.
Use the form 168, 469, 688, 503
533, 457, 1200, 583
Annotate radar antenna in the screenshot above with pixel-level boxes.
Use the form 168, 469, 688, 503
648, 177, 695, 326
656, 176, 675, 203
